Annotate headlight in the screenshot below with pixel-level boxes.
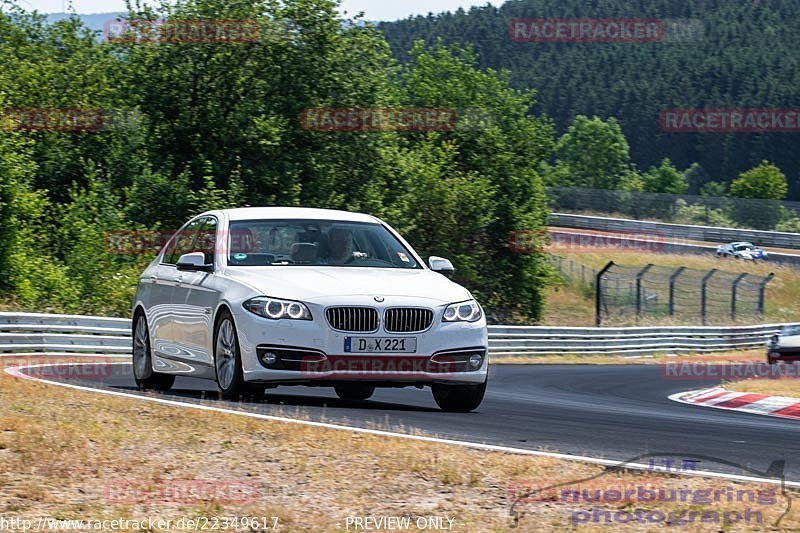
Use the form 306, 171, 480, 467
442, 300, 482, 323
244, 297, 312, 320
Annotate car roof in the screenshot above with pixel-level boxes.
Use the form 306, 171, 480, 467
215, 207, 381, 223
732, 241, 754, 246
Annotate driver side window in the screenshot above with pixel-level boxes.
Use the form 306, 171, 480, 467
162, 218, 203, 265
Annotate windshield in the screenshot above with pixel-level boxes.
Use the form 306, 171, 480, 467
734, 243, 754, 251
226, 219, 421, 269
781, 325, 800, 336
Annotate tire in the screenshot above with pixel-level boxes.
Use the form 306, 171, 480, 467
214, 309, 248, 400
132, 312, 175, 391
431, 380, 487, 412
334, 384, 376, 401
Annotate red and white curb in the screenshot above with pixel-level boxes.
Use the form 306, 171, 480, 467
670, 387, 800, 420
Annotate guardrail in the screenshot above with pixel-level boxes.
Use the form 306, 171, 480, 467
550, 213, 800, 250
0, 313, 131, 356
489, 323, 789, 356
0, 313, 789, 358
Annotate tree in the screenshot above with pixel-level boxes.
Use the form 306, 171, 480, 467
380, 1, 800, 198
729, 162, 788, 229
551, 116, 632, 191
391, 41, 555, 321
0, 1, 558, 322
0, 129, 40, 291
730, 161, 788, 200
700, 181, 727, 197
642, 158, 688, 195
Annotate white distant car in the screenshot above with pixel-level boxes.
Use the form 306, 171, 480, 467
132, 208, 488, 412
715, 242, 768, 261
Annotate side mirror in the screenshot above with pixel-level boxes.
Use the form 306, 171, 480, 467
176, 252, 213, 272
428, 256, 455, 273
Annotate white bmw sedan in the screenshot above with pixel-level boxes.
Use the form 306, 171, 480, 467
132, 208, 488, 411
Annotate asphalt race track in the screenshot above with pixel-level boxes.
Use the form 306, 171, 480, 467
20, 363, 800, 482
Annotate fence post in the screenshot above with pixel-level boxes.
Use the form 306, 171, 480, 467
731, 273, 748, 320
758, 273, 775, 317
595, 261, 615, 327
669, 266, 686, 317
635, 264, 654, 320
701, 269, 718, 325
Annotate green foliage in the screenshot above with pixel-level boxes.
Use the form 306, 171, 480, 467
642, 158, 688, 195
383, 41, 554, 319
730, 161, 788, 201
551, 116, 632, 191
672, 200, 734, 228
700, 181, 727, 198
775, 216, 800, 234
380, 0, 800, 196
0, 1, 556, 322
728, 162, 787, 229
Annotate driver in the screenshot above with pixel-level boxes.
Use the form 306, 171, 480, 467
327, 227, 354, 264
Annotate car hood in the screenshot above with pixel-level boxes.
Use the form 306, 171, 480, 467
779, 335, 800, 349
223, 267, 472, 304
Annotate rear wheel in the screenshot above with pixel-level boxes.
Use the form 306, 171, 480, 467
132, 313, 175, 391
334, 384, 376, 401
432, 380, 487, 412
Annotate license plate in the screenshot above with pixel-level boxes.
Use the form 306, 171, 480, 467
345, 337, 417, 353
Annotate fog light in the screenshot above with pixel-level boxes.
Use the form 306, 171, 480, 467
262, 351, 278, 366
469, 353, 483, 369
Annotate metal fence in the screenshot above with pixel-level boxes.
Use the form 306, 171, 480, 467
596, 262, 774, 326
548, 187, 800, 231
550, 255, 597, 291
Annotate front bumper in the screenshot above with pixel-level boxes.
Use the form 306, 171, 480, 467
768, 347, 800, 363
232, 300, 489, 385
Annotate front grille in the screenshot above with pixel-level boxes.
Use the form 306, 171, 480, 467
326, 307, 379, 332
384, 308, 434, 333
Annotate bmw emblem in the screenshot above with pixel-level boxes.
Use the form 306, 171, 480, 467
374, 296, 385, 303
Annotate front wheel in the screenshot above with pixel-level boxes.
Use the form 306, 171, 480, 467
214, 310, 247, 400
432, 380, 487, 412
132, 313, 175, 391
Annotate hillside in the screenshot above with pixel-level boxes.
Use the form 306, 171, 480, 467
379, 0, 800, 197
